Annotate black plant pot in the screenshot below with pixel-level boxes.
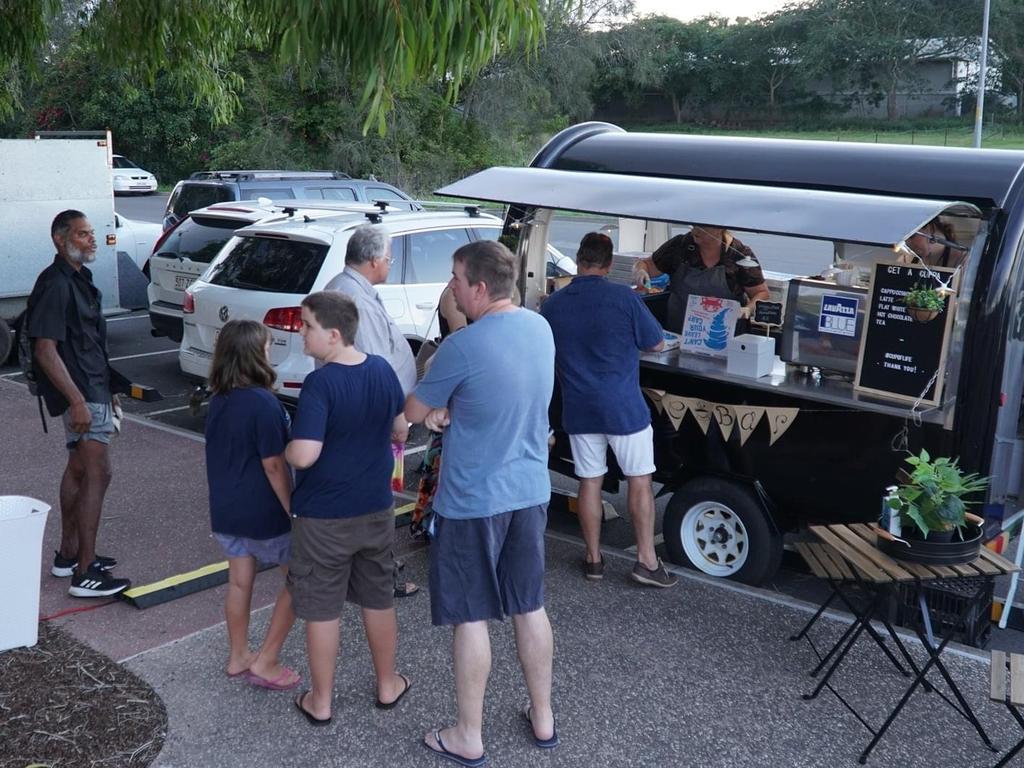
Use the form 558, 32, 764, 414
877, 523, 982, 565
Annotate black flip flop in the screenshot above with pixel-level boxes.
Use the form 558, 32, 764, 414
294, 690, 332, 726
394, 581, 420, 598
422, 729, 487, 767
376, 673, 412, 710
523, 705, 560, 749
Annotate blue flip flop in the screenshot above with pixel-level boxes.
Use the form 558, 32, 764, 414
523, 705, 560, 749
423, 729, 487, 767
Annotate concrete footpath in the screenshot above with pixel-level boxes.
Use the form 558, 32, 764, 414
1, 377, 1019, 767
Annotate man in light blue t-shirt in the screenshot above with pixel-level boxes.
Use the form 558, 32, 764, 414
541, 232, 677, 589
407, 240, 558, 764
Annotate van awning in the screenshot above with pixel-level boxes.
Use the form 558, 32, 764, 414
435, 167, 981, 247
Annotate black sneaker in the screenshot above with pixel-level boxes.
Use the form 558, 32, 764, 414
51, 551, 117, 578
68, 568, 131, 598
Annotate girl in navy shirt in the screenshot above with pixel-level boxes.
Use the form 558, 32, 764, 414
206, 320, 299, 690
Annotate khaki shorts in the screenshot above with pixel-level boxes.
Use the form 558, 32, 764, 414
287, 509, 394, 621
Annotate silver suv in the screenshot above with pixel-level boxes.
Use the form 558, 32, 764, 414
163, 170, 415, 230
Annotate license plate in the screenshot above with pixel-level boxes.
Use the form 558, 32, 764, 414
174, 275, 194, 290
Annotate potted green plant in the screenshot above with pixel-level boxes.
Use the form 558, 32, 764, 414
883, 450, 988, 561
901, 283, 944, 323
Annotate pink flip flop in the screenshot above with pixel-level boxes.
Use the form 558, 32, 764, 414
245, 667, 301, 691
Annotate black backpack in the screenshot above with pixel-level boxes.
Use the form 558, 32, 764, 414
12, 309, 48, 432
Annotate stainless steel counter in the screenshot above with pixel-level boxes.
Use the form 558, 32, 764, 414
639, 348, 951, 427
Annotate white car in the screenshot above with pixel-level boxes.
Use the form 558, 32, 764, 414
114, 212, 162, 272
179, 208, 573, 399
112, 154, 158, 195
148, 199, 401, 342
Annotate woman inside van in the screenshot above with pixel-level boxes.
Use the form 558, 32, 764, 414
904, 217, 967, 270
639, 224, 770, 333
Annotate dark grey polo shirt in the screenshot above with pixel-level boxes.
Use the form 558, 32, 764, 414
26, 256, 111, 405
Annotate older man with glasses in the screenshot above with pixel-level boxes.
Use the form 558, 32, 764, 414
324, 224, 418, 597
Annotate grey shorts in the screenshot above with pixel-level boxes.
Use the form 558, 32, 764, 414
63, 401, 114, 449
429, 504, 547, 627
213, 531, 291, 565
287, 509, 394, 622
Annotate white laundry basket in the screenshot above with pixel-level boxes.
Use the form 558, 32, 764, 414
0, 496, 51, 652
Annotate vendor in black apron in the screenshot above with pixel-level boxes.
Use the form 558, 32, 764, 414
641, 225, 771, 333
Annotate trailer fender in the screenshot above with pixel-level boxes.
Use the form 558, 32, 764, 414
662, 475, 783, 586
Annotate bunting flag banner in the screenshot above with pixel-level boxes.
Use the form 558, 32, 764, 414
682, 397, 714, 435
643, 388, 666, 413
734, 406, 766, 446
661, 394, 687, 429
766, 407, 800, 445
712, 403, 736, 441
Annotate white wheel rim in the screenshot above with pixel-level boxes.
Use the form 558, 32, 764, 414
679, 501, 750, 577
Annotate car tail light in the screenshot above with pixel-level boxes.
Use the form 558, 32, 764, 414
151, 214, 187, 255
183, 291, 195, 314
264, 307, 303, 333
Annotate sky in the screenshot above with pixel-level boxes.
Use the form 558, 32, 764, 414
631, 0, 789, 22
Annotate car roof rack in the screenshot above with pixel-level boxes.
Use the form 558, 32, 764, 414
400, 200, 499, 216
188, 170, 352, 181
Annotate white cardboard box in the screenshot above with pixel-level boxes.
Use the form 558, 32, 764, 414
726, 334, 775, 378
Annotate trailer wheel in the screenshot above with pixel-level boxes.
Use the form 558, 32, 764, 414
0, 317, 12, 366
663, 477, 782, 585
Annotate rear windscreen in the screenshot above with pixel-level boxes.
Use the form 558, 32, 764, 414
159, 218, 243, 264
208, 236, 329, 294
174, 185, 233, 218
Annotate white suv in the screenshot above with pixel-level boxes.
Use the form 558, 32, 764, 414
148, 199, 388, 342
179, 207, 573, 399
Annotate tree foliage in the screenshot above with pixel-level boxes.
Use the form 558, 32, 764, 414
1, 0, 545, 133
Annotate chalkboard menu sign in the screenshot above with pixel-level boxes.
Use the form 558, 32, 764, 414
854, 263, 957, 406
753, 300, 784, 327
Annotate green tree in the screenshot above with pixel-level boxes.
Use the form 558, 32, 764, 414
731, 6, 813, 114
991, 0, 1024, 120
596, 15, 734, 123
803, 0, 976, 120
1, 0, 544, 133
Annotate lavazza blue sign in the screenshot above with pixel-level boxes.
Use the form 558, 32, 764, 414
819, 294, 859, 337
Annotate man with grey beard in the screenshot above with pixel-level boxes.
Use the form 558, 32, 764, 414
26, 209, 131, 597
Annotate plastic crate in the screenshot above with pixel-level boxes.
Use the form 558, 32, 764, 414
891, 576, 994, 649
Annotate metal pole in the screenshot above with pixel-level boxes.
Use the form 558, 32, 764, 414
973, 0, 991, 148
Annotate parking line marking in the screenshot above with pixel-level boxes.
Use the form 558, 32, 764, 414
109, 349, 178, 362
142, 403, 202, 416
106, 314, 150, 323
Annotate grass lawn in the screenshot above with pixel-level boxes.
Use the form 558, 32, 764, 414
623, 123, 1024, 150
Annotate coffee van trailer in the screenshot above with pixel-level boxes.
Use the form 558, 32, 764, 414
438, 122, 1024, 585
0, 132, 118, 362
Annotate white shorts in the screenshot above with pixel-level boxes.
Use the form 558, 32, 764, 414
569, 425, 655, 479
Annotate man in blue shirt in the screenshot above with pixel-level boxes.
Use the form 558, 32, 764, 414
541, 232, 677, 588
407, 240, 557, 765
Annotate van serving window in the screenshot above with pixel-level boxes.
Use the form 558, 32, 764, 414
436, 167, 980, 248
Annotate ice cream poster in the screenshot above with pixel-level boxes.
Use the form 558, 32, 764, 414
681, 295, 741, 358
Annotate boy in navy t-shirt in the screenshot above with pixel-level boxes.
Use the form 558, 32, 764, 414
286, 291, 412, 725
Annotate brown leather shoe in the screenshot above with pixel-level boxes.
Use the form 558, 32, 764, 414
582, 557, 604, 581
